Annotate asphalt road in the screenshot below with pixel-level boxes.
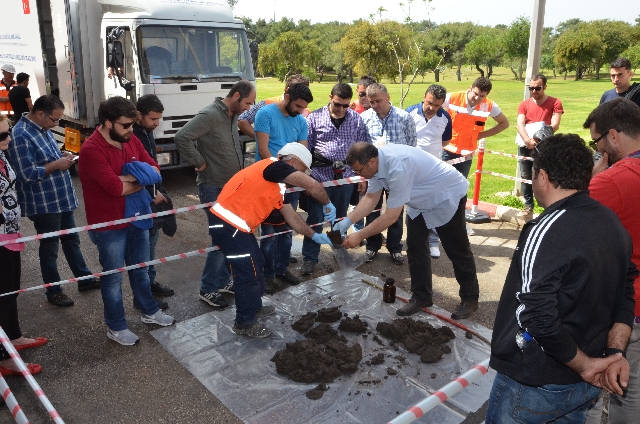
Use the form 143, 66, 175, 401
0, 168, 521, 424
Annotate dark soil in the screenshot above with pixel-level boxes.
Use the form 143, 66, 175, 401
316, 306, 343, 323
338, 315, 368, 333
292, 312, 317, 333
305, 383, 329, 400
305, 323, 347, 343
376, 318, 455, 364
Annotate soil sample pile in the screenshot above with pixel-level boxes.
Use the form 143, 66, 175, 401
305, 323, 347, 344
376, 318, 455, 363
292, 312, 317, 333
316, 306, 343, 323
338, 315, 368, 333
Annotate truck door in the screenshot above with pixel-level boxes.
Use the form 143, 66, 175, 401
105, 26, 136, 102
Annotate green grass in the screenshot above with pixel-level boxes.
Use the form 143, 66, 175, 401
256, 67, 629, 204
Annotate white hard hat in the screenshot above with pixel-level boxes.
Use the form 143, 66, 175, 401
278, 142, 312, 172
1, 64, 15, 73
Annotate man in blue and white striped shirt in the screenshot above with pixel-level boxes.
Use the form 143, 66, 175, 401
9, 95, 98, 307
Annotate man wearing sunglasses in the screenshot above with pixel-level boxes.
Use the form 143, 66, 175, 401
350, 75, 376, 114
515, 73, 564, 218
583, 98, 640, 423
300, 83, 366, 276
8, 94, 99, 307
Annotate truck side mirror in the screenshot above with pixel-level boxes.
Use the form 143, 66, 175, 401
107, 41, 124, 68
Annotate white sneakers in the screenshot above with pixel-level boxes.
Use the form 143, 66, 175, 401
430, 246, 441, 259
141, 310, 175, 326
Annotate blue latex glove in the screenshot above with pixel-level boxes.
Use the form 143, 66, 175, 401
323, 202, 337, 224
333, 217, 351, 236
312, 233, 333, 246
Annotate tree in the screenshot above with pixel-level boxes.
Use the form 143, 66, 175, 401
425, 22, 477, 81
503, 17, 530, 81
339, 21, 396, 79
581, 20, 632, 78
622, 45, 640, 71
464, 28, 504, 79
258, 31, 315, 81
554, 29, 602, 80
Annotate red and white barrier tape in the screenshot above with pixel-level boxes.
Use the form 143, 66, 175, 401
444, 154, 474, 165
0, 176, 366, 248
479, 170, 532, 185
388, 357, 491, 424
0, 328, 64, 424
1, 211, 383, 298
0, 373, 29, 424
485, 150, 534, 162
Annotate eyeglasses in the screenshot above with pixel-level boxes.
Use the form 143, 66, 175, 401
45, 114, 60, 124
0, 131, 10, 141
352, 161, 368, 175
114, 120, 134, 129
331, 102, 350, 109
589, 129, 621, 150
358, 92, 367, 97
528, 86, 543, 92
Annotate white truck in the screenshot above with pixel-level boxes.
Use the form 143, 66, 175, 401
1, 0, 255, 169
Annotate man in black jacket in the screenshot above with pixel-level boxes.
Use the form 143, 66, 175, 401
133, 94, 174, 309
486, 134, 636, 423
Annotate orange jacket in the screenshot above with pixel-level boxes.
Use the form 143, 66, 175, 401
0, 81, 15, 114
211, 158, 286, 232
444, 91, 494, 155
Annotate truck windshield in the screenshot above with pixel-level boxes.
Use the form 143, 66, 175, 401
136, 26, 254, 83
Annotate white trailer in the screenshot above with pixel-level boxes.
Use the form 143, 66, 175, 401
1, 0, 255, 169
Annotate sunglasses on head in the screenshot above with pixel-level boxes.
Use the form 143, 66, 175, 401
528, 86, 543, 92
0, 131, 10, 141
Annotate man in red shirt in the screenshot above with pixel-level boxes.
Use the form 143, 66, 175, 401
584, 98, 640, 423
79, 96, 174, 346
515, 73, 564, 217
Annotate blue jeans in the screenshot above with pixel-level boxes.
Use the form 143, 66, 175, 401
261, 191, 299, 277
147, 227, 160, 283
198, 183, 231, 294
208, 214, 264, 327
441, 150, 473, 179
302, 184, 353, 263
365, 190, 404, 254
89, 226, 159, 331
486, 372, 600, 424
29, 211, 93, 298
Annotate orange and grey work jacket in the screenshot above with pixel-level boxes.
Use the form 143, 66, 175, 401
211, 158, 286, 233
444, 91, 495, 155
0, 80, 15, 115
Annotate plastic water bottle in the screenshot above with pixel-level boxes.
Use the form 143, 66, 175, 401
516, 329, 532, 350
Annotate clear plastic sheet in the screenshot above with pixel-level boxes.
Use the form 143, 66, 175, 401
151, 269, 495, 423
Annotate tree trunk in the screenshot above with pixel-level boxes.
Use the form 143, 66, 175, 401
434, 68, 440, 82
553, 68, 556, 79
487, 65, 493, 79
564, 70, 568, 80
474, 63, 484, 78
595, 64, 600, 80
349, 68, 353, 83
509, 66, 519, 80
456, 64, 462, 81
518, 59, 524, 81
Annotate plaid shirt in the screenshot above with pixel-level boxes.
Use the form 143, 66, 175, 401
239, 99, 268, 124
8, 114, 78, 216
306, 106, 367, 182
361, 105, 417, 147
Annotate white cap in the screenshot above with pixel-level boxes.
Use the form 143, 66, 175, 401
1, 64, 15, 73
278, 142, 312, 173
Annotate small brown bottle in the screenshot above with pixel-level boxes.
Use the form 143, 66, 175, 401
383, 278, 396, 303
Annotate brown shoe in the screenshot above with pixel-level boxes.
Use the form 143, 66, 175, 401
396, 298, 433, 316
451, 300, 479, 320
47, 292, 74, 307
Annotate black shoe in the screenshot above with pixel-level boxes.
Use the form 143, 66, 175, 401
396, 298, 432, 316
133, 297, 169, 310
199, 291, 229, 309
264, 278, 278, 294
275, 270, 300, 285
78, 277, 101, 292
301, 261, 315, 276
48, 292, 74, 307
289, 257, 298, 264
451, 300, 479, 320
150, 281, 174, 297
391, 252, 405, 265
365, 250, 377, 262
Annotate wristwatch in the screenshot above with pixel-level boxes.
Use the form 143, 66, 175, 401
603, 348, 626, 358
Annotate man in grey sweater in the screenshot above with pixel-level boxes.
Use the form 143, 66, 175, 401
174, 80, 256, 309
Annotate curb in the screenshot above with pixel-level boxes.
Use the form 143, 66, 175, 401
465, 200, 535, 227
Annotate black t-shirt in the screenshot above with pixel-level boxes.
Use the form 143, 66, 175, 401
8, 85, 30, 120
262, 160, 297, 225
331, 115, 346, 130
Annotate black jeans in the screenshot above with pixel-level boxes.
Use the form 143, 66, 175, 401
519, 146, 534, 208
365, 190, 404, 254
0, 247, 22, 349
406, 196, 479, 303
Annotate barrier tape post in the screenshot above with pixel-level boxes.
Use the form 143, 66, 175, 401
388, 357, 491, 424
0, 373, 29, 424
0, 328, 64, 424
465, 138, 491, 224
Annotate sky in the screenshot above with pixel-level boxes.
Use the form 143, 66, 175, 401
233, 0, 640, 28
